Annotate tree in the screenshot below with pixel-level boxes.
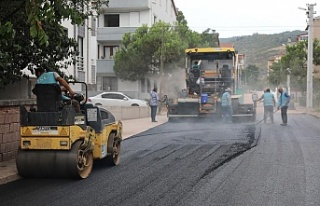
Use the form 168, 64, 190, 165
199, 28, 219, 47
0, 0, 108, 88
268, 61, 286, 88
175, 11, 202, 48
114, 21, 185, 81
268, 39, 320, 93
242, 64, 260, 88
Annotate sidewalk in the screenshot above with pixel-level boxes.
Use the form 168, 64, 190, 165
0, 114, 168, 185
293, 105, 320, 118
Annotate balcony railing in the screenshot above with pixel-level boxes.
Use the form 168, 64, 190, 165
97, 27, 138, 42
101, 0, 148, 10
97, 59, 115, 74
76, 56, 84, 71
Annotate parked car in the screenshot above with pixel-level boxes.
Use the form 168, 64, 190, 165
88, 92, 148, 107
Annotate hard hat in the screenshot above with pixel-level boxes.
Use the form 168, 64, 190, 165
225, 87, 232, 92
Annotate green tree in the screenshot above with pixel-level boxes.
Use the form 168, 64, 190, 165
268, 39, 320, 93
199, 28, 219, 47
114, 21, 185, 81
0, 0, 108, 87
175, 11, 202, 48
242, 64, 260, 88
268, 61, 287, 88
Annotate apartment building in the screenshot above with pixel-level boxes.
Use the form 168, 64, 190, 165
61, 15, 97, 91
96, 0, 177, 99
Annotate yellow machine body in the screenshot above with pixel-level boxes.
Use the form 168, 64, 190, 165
16, 82, 123, 179
19, 121, 122, 160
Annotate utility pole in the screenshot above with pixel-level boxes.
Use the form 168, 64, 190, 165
158, 26, 164, 114
286, 68, 291, 95
306, 3, 316, 109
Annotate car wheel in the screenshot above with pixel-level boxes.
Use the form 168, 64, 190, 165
131, 104, 139, 106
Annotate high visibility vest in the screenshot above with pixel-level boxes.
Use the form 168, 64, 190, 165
262, 92, 274, 106
278, 92, 291, 107
221, 92, 231, 106
36, 72, 57, 84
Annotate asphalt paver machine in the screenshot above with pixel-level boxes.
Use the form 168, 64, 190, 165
167, 47, 256, 121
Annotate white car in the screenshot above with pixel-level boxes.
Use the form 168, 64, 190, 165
88, 92, 148, 107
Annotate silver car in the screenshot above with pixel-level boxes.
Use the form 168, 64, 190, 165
88, 92, 148, 107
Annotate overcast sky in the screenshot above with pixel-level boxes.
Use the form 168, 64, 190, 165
174, 0, 318, 38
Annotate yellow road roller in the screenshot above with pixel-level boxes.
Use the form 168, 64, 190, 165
16, 82, 122, 179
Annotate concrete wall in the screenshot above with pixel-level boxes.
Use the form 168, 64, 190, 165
0, 99, 36, 162
0, 78, 35, 100
100, 106, 151, 120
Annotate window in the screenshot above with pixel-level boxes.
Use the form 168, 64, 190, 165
104, 46, 119, 59
113, 94, 125, 100
103, 77, 118, 91
77, 37, 84, 70
104, 14, 119, 27
100, 111, 109, 119
101, 93, 124, 100
101, 93, 113, 99
78, 37, 84, 57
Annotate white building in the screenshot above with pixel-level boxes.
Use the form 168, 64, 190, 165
61, 15, 97, 91
96, 0, 177, 99
0, 1, 177, 100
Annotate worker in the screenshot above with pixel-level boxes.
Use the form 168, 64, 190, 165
221, 87, 232, 123
277, 87, 291, 126
257, 88, 276, 123
149, 88, 159, 122
35, 67, 81, 113
192, 61, 199, 69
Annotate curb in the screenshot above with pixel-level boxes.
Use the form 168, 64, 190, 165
0, 174, 20, 185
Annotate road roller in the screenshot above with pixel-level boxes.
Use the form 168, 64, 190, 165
16, 82, 122, 179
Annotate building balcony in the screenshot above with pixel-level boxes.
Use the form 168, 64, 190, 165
97, 27, 138, 42
97, 59, 115, 75
101, 0, 149, 12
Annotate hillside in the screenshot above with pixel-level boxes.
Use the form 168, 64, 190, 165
220, 30, 305, 70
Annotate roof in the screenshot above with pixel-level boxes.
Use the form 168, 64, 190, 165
171, 0, 178, 16
220, 43, 234, 48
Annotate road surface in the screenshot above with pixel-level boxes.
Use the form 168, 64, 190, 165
1, 106, 320, 206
